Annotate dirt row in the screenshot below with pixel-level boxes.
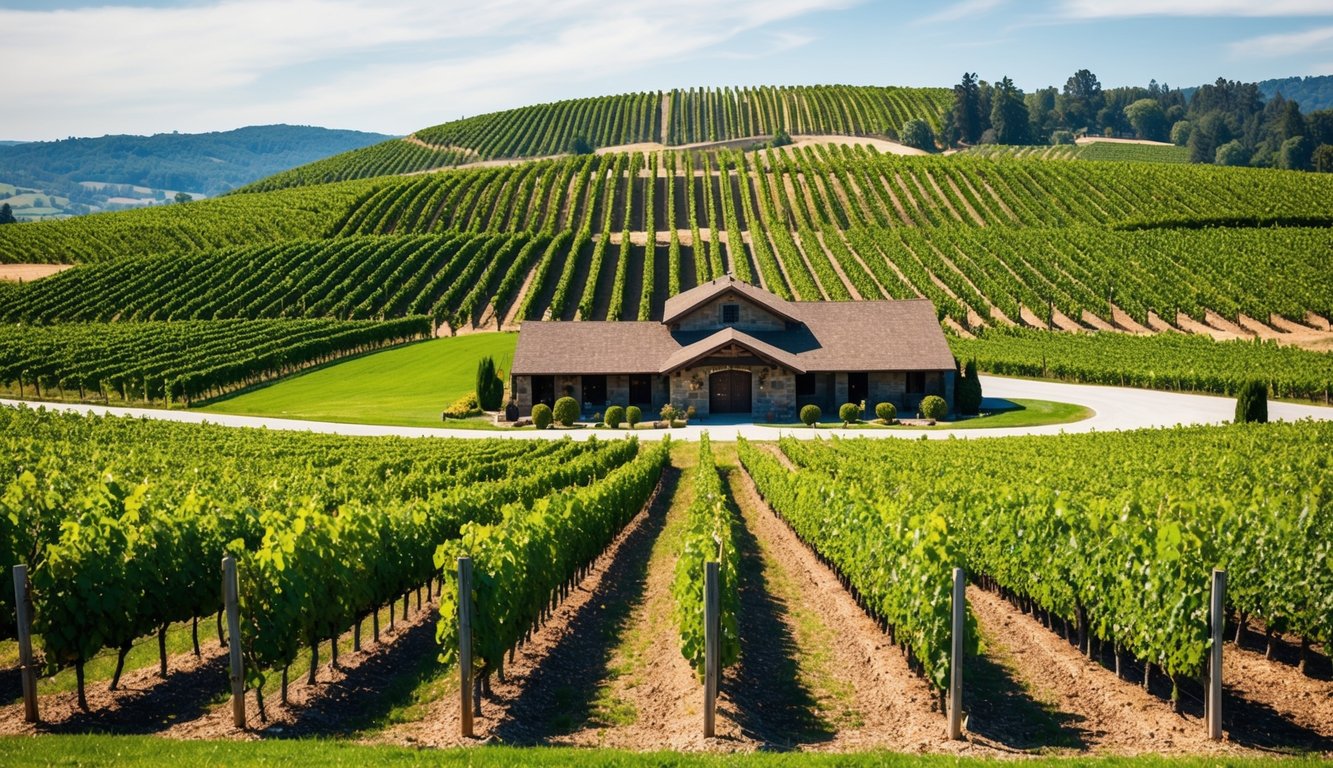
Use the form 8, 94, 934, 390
4, 448, 1330, 756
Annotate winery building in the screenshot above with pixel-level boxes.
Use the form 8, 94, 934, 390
510, 276, 956, 422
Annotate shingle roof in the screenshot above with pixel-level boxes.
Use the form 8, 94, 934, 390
659, 328, 807, 374
511, 283, 956, 376
662, 274, 802, 325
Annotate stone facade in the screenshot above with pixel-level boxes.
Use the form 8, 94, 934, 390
515, 368, 953, 421
672, 295, 788, 333
512, 373, 669, 418
667, 364, 797, 422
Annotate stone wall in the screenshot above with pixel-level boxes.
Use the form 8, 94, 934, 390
673, 295, 788, 332
513, 375, 531, 412
666, 364, 797, 421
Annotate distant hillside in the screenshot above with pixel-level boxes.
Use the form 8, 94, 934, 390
0, 125, 392, 218
1258, 76, 1333, 112
1181, 75, 1332, 112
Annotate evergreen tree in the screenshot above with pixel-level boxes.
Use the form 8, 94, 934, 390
951, 73, 984, 145
956, 358, 984, 416
1234, 380, 1268, 424
1059, 69, 1104, 131
475, 356, 504, 410
990, 77, 1030, 145
0, 203, 15, 225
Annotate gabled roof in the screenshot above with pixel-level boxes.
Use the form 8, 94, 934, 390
661, 275, 802, 325
658, 328, 807, 374
510, 280, 957, 376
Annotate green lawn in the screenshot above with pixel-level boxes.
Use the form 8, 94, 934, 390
762, 399, 1092, 431
200, 333, 516, 428
934, 398, 1093, 429
1, 736, 1325, 767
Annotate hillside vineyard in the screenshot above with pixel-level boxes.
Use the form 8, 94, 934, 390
239, 86, 952, 191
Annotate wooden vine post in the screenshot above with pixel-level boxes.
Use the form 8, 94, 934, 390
1208, 568, 1226, 741
948, 567, 965, 740
13, 564, 39, 723
703, 560, 720, 738
222, 556, 245, 729
458, 557, 474, 738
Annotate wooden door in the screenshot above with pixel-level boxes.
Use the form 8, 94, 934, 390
708, 370, 752, 414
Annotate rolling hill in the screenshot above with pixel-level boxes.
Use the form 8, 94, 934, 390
1, 83, 1331, 404
0, 124, 393, 218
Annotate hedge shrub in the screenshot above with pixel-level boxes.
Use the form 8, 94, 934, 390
919, 395, 948, 421
443, 392, 482, 419
604, 405, 625, 428
626, 405, 642, 427
553, 396, 579, 427
838, 402, 860, 426
800, 404, 821, 426
531, 403, 552, 430
875, 402, 896, 422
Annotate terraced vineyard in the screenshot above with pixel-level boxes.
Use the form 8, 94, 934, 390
6, 149, 1330, 334
0, 318, 429, 405
949, 327, 1333, 400
961, 142, 1191, 164
3, 84, 1332, 406
239, 85, 952, 192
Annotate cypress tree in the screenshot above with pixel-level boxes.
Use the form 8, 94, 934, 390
1234, 380, 1268, 424
956, 358, 983, 416
476, 356, 503, 411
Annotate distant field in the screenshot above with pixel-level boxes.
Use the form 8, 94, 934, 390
960, 142, 1189, 164
200, 332, 517, 426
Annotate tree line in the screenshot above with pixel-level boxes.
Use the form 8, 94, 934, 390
941, 69, 1333, 172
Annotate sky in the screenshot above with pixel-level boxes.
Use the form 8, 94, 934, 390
2, 0, 1332, 141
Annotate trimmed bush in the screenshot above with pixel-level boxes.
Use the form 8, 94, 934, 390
442, 392, 482, 420
919, 395, 948, 421
531, 403, 552, 430
956, 358, 983, 416
875, 402, 896, 422
838, 402, 860, 426
604, 405, 625, 428
553, 396, 579, 427
1235, 380, 1268, 424
475, 356, 504, 411
800, 404, 821, 426
626, 405, 642, 428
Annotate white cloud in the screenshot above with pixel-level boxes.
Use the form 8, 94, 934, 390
1058, 0, 1333, 18
1231, 25, 1333, 57
914, 0, 1005, 26
0, 0, 859, 139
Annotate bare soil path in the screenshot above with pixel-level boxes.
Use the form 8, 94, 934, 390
721, 446, 989, 754
0, 264, 74, 281
375, 471, 676, 748
965, 586, 1238, 756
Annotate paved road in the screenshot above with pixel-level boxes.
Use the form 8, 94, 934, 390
2, 376, 1329, 441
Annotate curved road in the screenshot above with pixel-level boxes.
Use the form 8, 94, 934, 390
3, 376, 1329, 441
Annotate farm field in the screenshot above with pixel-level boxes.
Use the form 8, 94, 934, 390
201, 333, 516, 427
0, 79, 1330, 764
2, 417, 1330, 759
2, 133, 1331, 408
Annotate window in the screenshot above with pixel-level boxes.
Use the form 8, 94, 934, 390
629, 374, 653, 406
906, 371, 926, 394
720, 303, 740, 324
580, 375, 607, 408
795, 373, 816, 397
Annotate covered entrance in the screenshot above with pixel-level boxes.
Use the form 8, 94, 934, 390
708, 369, 752, 414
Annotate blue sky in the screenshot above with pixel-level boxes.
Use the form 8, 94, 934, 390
2, 0, 1331, 141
